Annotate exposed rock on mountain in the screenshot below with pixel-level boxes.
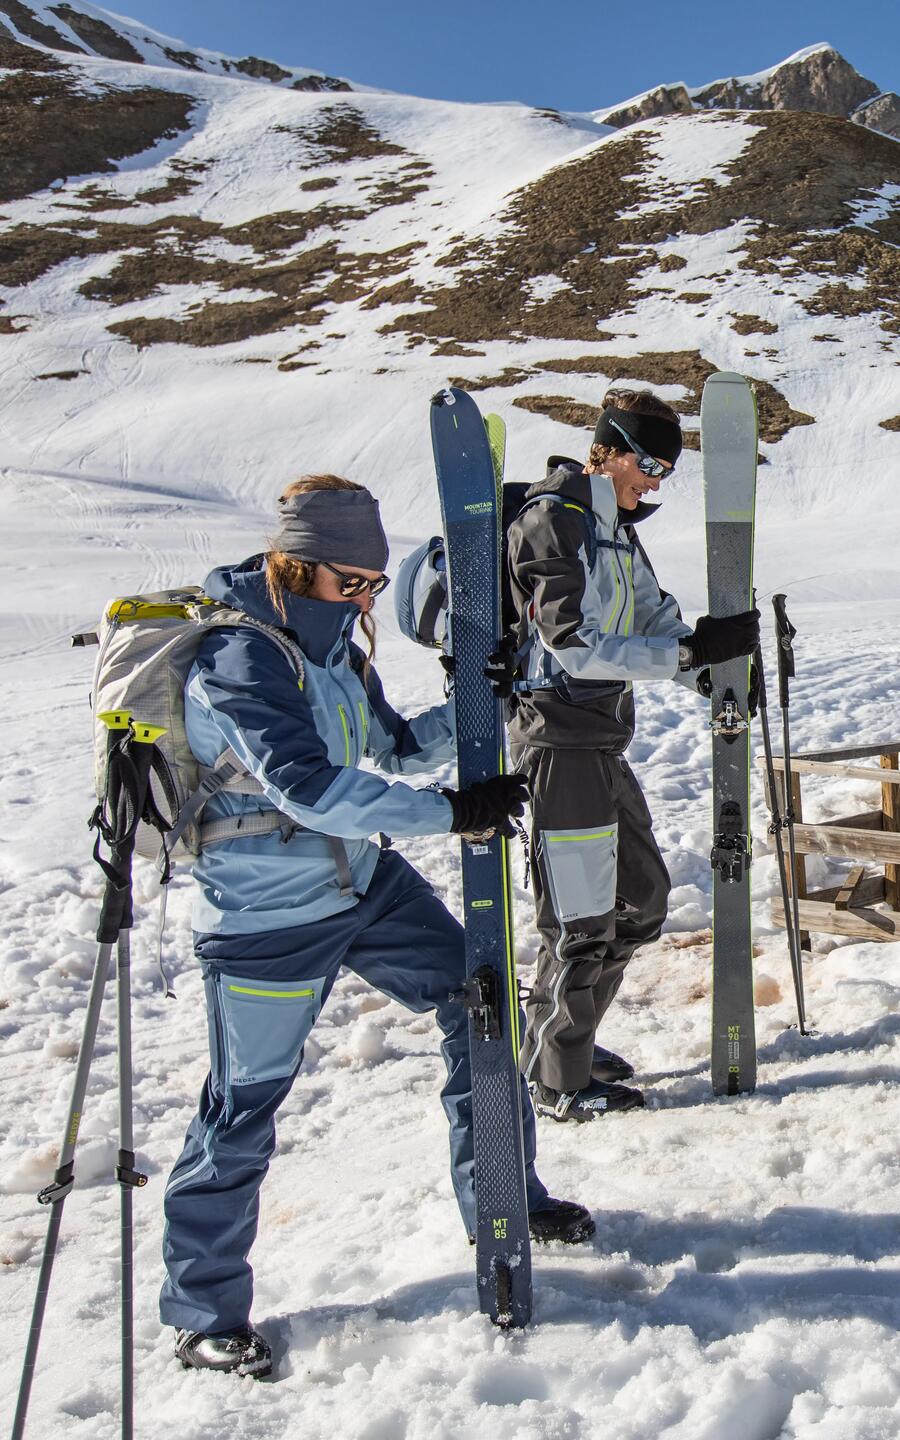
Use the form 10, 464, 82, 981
0, 33, 194, 202
49, 2, 142, 61
691, 45, 878, 118
853, 92, 900, 139
0, 0, 353, 89
601, 84, 693, 128
1, 0, 81, 50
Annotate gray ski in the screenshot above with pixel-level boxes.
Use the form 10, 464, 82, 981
701, 371, 758, 1096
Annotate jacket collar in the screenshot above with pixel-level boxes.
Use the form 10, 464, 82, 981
203, 556, 359, 665
524, 457, 661, 527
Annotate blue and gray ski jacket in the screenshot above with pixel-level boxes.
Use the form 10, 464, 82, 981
185, 559, 455, 934
507, 460, 704, 751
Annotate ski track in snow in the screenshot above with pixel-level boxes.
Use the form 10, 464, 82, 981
0, 28, 899, 1437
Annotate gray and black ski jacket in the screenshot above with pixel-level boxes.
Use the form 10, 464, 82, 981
507, 459, 703, 751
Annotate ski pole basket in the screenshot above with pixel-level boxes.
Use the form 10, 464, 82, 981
758, 741, 900, 942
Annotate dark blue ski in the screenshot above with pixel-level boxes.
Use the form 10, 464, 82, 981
430, 386, 532, 1328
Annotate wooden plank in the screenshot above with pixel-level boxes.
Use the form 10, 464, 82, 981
806, 876, 885, 907
834, 866, 867, 911
756, 757, 900, 785
795, 743, 900, 762
788, 771, 810, 950
882, 753, 900, 910
770, 897, 900, 942
792, 823, 900, 865
822, 809, 883, 832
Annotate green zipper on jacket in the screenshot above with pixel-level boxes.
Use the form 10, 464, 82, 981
336, 703, 351, 766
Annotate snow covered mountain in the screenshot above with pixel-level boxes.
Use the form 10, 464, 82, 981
1, 5, 898, 564
2, 8, 900, 1439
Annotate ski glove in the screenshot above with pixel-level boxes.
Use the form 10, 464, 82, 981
483, 632, 521, 699
442, 774, 529, 840
696, 663, 760, 716
685, 609, 760, 668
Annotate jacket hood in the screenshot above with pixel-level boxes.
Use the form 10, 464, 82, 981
204, 556, 359, 665
526, 456, 661, 526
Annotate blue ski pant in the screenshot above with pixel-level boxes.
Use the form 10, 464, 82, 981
160, 849, 548, 1334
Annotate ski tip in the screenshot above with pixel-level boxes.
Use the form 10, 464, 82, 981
706, 371, 749, 387
431, 387, 456, 408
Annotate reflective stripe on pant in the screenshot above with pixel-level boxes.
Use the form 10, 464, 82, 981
159, 849, 548, 1335
512, 746, 670, 1093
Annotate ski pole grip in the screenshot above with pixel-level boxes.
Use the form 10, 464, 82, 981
753, 643, 769, 710
750, 590, 768, 711
772, 593, 796, 709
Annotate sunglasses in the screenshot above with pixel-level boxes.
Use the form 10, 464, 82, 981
317, 560, 391, 598
607, 418, 674, 480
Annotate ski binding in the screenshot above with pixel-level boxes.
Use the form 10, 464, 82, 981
452, 965, 502, 1041
710, 688, 748, 742
710, 801, 750, 883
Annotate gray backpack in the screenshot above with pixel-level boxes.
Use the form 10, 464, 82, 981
77, 588, 305, 863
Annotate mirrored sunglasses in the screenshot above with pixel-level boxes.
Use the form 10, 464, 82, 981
317, 560, 391, 598
607, 418, 673, 480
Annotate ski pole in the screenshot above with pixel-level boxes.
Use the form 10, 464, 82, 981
12, 714, 158, 1440
773, 595, 806, 968
115, 723, 160, 1440
12, 712, 134, 1440
754, 638, 808, 1032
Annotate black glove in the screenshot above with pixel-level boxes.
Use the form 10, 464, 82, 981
442, 774, 529, 839
483, 632, 520, 700
697, 663, 759, 714
685, 609, 760, 668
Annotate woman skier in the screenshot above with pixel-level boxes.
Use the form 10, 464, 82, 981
161, 474, 591, 1378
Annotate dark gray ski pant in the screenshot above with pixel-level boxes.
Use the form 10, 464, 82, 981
511, 746, 670, 1093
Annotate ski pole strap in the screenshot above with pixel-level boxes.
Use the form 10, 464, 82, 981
154, 885, 176, 999
772, 593, 796, 710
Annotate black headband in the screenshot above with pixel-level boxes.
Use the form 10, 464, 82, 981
593, 405, 683, 465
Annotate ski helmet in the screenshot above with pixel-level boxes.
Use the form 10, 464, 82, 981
393, 536, 448, 648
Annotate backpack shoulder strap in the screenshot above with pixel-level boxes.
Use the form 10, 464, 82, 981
516, 493, 597, 569
201, 608, 306, 688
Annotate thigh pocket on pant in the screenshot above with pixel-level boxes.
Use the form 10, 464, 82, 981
216, 975, 326, 1087
540, 824, 618, 923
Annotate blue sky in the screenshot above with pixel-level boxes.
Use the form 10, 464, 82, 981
115, 0, 898, 109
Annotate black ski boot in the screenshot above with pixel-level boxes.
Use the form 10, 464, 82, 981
591, 1044, 635, 1084
529, 1198, 595, 1244
175, 1327, 272, 1378
532, 1077, 645, 1122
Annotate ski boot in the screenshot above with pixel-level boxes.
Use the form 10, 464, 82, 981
532, 1077, 644, 1122
175, 1326, 272, 1378
591, 1044, 635, 1084
529, 1197, 595, 1244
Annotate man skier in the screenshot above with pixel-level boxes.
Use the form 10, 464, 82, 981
498, 389, 760, 1122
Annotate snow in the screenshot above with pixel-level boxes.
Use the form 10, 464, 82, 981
616, 115, 760, 217
849, 183, 900, 227
2, 11, 900, 1438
